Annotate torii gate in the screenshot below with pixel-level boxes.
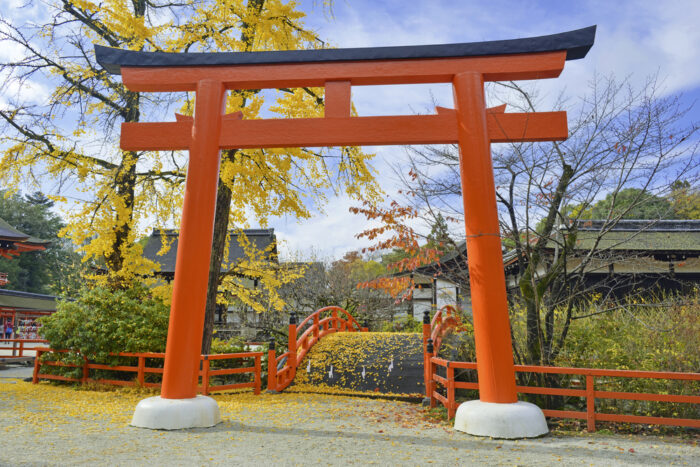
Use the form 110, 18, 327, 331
96, 25, 595, 436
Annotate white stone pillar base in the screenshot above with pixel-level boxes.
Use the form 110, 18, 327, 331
131, 395, 221, 430
454, 400, 548, 439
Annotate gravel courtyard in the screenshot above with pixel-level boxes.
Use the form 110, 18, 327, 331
0, 375, 697, 466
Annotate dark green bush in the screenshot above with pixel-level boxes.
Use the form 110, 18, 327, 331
38, 284, 170, 381
209, 338, 269, 389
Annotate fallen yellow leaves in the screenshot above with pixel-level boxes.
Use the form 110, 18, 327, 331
291, 331, 424, 397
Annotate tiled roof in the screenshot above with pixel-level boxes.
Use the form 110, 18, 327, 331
567, 220, 700, 252
0, 289, 57, 310
142, 228, 277, 274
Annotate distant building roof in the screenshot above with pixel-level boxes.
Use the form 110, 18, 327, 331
0, 216, 50, 245
569, 219, 700, 252
403, 219, 700, 282
0, 216, 50, 259
0, 289, 57, 311
143, 228, 277, 275
0, 217, 29, 242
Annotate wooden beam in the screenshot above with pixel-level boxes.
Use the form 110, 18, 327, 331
325, 81, 352, 118
121, 112, 567, 151
121, 51, 566, 92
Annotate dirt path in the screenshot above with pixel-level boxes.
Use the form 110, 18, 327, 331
0, 378, 696, 466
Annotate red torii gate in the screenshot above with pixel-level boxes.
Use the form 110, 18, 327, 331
96, 25, 595, 436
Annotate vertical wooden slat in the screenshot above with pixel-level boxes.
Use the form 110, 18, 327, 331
81, 355, 89, 384
137, 356, 145, 387
32, 349, 42, 383
288, 321, 297, 374
254, 355, 261, 395
586, 374, 596, 432
267, 347, 277, 392
447, 364, 456, 419
202, 358, 210, 395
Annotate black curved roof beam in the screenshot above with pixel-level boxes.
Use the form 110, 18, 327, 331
96, 26, 596, 76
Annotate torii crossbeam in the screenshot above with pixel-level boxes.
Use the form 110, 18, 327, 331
96, 25, 595, 436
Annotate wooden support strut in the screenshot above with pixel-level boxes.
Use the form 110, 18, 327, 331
325, 80, 352, 118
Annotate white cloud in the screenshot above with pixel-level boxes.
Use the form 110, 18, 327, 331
2, 77, 51, 105
272, 193, 377, 260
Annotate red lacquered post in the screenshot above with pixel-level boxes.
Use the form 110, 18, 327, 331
453, 71, 517, 404
161, 79, 226, 399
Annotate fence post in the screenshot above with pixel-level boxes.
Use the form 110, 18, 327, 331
137, 355, 145, 387
18, 340, 24, 358
422, 311, 431, 400
586, 374, 596, 432
288, 312, 297, 376
202, 357, 210, 396
427, 338, 436, 408
313, 314, 320, 340
81, 354, 89, 384
447, 363, 456, 419
32, 349, 42, 384
267, 337, 277, 392
254, 354, 261, 395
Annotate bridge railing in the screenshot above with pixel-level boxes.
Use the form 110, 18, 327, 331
269, 306, 367, 392
33, 348, 262, 395
422, 305, 463, 400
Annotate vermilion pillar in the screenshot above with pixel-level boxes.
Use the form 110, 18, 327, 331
161, 79, 226, 399
453, 71, 518, 404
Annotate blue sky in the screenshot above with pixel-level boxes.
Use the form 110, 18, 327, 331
272, 0, 700, 259
2, 1, 698, 260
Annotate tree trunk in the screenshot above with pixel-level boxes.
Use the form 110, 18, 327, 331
201, 150, 236, 354
106, 90, 140, 290
202, 0, 265, 352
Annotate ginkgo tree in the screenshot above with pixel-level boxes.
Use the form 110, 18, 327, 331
0, 0, 380, 351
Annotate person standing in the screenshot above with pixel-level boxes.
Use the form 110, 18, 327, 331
4, 320, 12, 339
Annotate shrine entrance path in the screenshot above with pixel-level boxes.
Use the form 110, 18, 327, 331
0, 378, 696, 466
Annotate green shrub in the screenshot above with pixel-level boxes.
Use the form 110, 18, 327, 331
208, 337, 270, 389
38, 284, 170, 381
379, 316, 423, 333
554, 295, 700, 419
41, 283, 170, 356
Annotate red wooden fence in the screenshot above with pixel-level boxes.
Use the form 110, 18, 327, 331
0, 338, 49, 358
427, 356, 700, 432
33, 348, 262, 396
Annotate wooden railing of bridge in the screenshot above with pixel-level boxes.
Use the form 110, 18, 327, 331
267, 306, 367, 392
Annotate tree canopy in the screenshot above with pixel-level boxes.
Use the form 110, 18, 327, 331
0, 1, 379, 326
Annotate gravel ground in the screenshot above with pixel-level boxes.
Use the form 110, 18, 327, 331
0, 375, 697, 466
